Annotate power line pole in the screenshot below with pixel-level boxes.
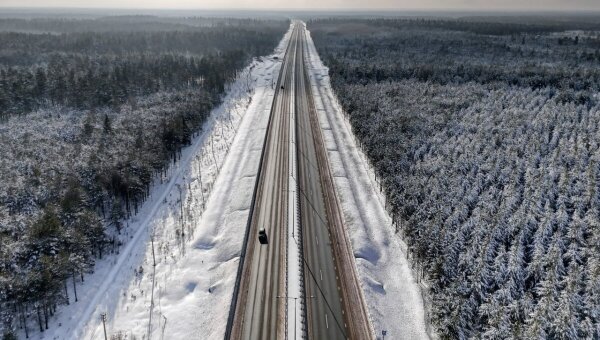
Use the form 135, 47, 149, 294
101, 313, 108, 340
151, 234, 156, 267
149, 231, 157, 338
176, 184, 184, 238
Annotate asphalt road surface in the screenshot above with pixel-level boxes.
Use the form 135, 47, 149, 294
294, 24, 347, 340
296, 23, 373, 340
228, 24, 299, 340
228, 22, 372, 340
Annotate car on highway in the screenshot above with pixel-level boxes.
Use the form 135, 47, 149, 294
280, 85, 284, 90
258, 228, 268, 244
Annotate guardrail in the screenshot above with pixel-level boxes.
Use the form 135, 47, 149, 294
301, 26, 375, 340
224, 24, 296, 340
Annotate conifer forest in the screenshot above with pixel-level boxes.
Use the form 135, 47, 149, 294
309, 16, 600, 339
0, 15, 288, 337
1, 8, 600, 340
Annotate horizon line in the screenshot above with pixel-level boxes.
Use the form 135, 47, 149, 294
1, 6, 600, 13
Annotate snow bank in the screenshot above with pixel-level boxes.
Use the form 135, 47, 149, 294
303, 25, 430, 340
29, 24, 293, 340
287, 31, 303, 338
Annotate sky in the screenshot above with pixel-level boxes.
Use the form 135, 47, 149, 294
0, 0, 599, 10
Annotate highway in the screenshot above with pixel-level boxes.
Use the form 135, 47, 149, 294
228, 24, 299, 340
297, 22, 373, 340
294, 24, 346, 340
227, 22, 373, 340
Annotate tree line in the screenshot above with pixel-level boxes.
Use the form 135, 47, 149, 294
310, 18, 599, 339
0, 51, 244, 116
310, 18, 600, 97
0, 16, 288, 34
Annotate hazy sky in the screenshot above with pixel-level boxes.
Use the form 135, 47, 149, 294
1, 0, 599, 10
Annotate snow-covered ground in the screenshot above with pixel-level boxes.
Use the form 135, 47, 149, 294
27, 24, 293, 340
25, 20, 428, 340
304, 25, 431, 340
286, 36, 303, 339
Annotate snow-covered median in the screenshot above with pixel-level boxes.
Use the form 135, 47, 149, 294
287, 38, 303, 339
304, 25, 430, 340
27, 25, 293, 340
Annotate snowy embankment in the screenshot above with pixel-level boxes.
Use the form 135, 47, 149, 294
27, 25, 293, 340
304, 26, 431, 340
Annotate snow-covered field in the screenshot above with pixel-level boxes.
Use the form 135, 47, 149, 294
304, 26, 431, 340
26, 25, 293, 340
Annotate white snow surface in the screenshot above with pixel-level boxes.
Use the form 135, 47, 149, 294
304, 26, 430, 340
29, 24, 293, 340
286, 32, 303, 339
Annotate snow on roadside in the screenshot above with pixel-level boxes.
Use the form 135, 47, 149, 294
303, 24, 430, 340
28, 24, 293, 340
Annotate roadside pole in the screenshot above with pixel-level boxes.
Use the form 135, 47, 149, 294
101, 313, 108, 340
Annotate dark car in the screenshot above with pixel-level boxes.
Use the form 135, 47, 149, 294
258, 228, 268, 245
280, 85, 284, 90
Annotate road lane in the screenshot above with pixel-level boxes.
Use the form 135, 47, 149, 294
228, 22, 373, 340
294, 24, 346, 340
228, 24, 299, 340
296, 23, 374, 340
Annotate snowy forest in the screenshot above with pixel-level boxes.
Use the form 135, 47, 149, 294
0, 15, 288, 338
310, 16, 600, 339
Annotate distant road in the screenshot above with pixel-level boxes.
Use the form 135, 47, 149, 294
295, 23, 373, 340
227, 24, 299, 340
294, 22, 346, 340
227, 22, 373, 340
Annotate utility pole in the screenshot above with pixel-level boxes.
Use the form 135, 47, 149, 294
176, 184, 184, 237
196, 155, 205, 205
151, 234, 156, 267
100, 313, 108, 340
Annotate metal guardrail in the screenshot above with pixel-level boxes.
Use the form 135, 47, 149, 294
300, 27, 375, 340
224, 25, 295, 340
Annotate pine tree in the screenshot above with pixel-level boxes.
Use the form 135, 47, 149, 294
103, 114, 112, 134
